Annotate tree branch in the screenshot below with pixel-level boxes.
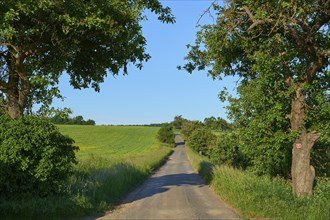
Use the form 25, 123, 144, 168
0, 42, 20, 54
241, 6, 273, 31
197, 0, 217, 24
305, 55, 324, 83
311, 0, 330, 32
307, 132, 321, 150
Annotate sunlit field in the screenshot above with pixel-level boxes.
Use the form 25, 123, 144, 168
59, 125, 162, 159
1, 125, 172, 220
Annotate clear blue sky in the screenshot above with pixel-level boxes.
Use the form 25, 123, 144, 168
52, 0, 237, 125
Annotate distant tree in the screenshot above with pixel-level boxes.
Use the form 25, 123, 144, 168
85, 119, 96, 126
157, 123, 175, 145
49, 111, 96, 125
204, 116, 231, 131
73, 115, 84, 125
0, 0, 175, 119
204, 116, 217, 129
172, 115, 188, 129
181, 120, 204, 140
182, 0, 330, 197
187, 128, 216, 154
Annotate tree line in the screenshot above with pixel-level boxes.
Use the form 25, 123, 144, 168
173, 115, 232, 131
50, 114, 96, 125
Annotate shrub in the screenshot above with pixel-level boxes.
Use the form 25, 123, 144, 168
209, 131, 248, 169
157, 123, 175, 145
312, 140, 330, 177
0, 115, 78, 197
180, 121, 204, 140
187, 128, 216, 154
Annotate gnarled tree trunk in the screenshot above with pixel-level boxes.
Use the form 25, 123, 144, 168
291, 88, 320, 197
4, 50, 30, 119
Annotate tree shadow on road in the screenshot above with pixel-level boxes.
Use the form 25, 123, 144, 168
122, 172, 205, 204
80, 173, 208, 220
175, 141, 185, 147
174, 134, 185, 147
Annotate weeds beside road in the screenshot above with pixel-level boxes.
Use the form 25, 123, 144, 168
186, 146, 330, 220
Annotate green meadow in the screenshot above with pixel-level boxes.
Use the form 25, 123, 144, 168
1, 125, 173, 220
59, 125, 163, 159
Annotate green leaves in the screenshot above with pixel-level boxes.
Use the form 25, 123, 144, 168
187, 128, 216, 154
182, 0, 330, 179
157, 123, 175, 146
0, 0, 175, 117
0, 115, 78, 197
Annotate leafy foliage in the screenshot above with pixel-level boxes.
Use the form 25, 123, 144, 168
50, 114, 96, 125
180, 120, 204, 140
204, 116, 232, 131
157, 123, 175, 145
0, 0, 175, 118
181, 0, 330, 192
186, 128, 216, 154
209, 131, 248, 169
0, 115, 78, 197
172, 115, 188, 129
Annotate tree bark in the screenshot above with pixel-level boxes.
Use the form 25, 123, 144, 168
4, 49, 29, 119
6, 89, 23, 119
290, 88, 320, 197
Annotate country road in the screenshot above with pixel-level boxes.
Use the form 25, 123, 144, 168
95, 135, 240, 219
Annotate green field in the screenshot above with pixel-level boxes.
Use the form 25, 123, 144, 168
59, 125, 162, 159
1, 125, 173, 220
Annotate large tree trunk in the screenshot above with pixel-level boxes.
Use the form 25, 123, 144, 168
6, 89, 23, 119
291, 88, 320, 197
4, 51, 30, 119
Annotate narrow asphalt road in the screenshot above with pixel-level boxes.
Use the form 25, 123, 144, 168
96, 135, 240, 219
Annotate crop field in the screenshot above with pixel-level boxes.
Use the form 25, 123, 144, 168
58, 125, 162, 160
1, 125, 172, 220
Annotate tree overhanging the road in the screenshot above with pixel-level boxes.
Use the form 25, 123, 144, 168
181, 0, 330, 197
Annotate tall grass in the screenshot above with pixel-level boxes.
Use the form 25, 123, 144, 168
0, 126, 173, 220
186, 146, 330, 220
185, 146, 214, 184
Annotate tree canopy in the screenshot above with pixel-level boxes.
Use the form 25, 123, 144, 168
0, 0, 175, 118
182, 0, 330, 197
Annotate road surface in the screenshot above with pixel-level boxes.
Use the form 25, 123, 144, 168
96, 135, 240, 219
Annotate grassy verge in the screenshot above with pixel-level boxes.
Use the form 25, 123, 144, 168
0, 126, 173, 220
185, 146, 214, 184
186, 146, 330, 220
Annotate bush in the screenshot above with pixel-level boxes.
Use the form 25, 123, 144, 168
180, 121, 204, 140
0, 115, 78, 197
157, 123, 175, 145
312, 140, 330, 177
209, 131, 248, 169
187, 128, 216, 154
